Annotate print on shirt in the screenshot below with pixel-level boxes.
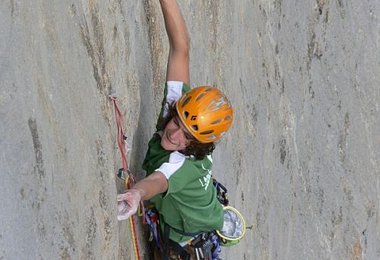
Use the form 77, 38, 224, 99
199, 163, 212, 190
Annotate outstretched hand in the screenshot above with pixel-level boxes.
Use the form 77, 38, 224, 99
116, 171, 168, 220
117, 189, 142, 221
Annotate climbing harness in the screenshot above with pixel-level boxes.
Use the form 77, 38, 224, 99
144, 178, 246, 260
144, 204, 221, 260
110, 95, 143, 260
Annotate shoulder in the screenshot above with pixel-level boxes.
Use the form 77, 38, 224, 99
188, 155, 213, 172
165, 156, 213, 195
155, 152, 210, 179
165, 81, 191, 105
155, 151, 187, 179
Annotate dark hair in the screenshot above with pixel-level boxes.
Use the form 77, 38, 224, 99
160, 103, 215, 160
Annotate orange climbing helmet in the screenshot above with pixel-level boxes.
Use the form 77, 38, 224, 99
176, 86, 233, 143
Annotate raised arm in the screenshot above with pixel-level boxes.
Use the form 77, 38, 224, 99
159, 0, 190, 84
117, 0, 190, 222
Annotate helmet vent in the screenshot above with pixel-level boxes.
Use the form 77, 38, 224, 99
181, 96, 192, 107
196, 93, 206, 101
211, 119, 222, 125
191, 125, 198, 131
183, 111, 189, 119
224, 115, 232, 121
200, 130, 214, 135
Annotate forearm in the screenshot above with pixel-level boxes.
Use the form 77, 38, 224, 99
131, 171, 168, 201
159, 0, 190, 83
159, 0, 189, 53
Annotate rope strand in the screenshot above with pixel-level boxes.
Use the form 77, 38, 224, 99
110, 96, 142, 260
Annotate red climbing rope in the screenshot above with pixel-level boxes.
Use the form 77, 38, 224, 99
109, 95, 142, 260
110, 96, 129, 172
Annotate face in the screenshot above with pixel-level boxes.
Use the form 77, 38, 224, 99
161, 116, 194, 151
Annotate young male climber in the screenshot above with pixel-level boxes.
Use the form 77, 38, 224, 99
117, 0, 233, 258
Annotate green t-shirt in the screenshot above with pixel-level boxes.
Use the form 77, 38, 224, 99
142, 81, 223, 243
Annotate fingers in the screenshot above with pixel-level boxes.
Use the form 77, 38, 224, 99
116, 189, 142, 221
117, 192, 130, 202
117, 201, 133, 221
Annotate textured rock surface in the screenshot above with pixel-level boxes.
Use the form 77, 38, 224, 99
1, 0, 379, 259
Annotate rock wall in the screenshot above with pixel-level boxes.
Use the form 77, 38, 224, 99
1, 0, 379, 259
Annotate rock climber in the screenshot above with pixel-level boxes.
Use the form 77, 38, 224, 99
117, 0, 233, 258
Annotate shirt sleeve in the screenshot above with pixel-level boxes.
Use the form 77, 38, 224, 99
155, 81, 191, 131
155, 151, 186, 179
